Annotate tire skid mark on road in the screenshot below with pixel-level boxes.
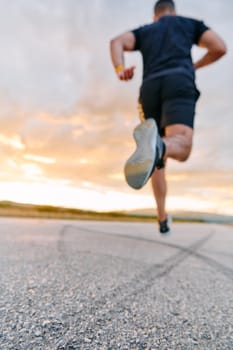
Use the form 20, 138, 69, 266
57, 225, 72, 255
200, 249, 233, 259
58, 224, 233, 281
56, 225, 90, 279
57, 225, 212, 310
56, 226, 215, 343
57, 224, 154, 267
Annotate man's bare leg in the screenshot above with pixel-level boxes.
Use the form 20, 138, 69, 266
151, 167, 167, 222
151, 124, 193, 231
163, 124, 193, 162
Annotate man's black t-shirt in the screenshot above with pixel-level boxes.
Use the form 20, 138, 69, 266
132, 15, 209, 82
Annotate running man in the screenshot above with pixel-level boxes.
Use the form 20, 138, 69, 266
110, 0, 226, 234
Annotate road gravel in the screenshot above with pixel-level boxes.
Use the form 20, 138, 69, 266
0, 218, 232, 349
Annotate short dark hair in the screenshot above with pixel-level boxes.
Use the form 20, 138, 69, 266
154, 0, 175, 14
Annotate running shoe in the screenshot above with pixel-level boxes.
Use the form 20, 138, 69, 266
159, 215, 172, 236
124, 119, 165, 190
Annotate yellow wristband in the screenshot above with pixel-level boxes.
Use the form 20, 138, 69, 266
115, 65, 124, 74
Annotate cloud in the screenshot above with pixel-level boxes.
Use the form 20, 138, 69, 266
0, 0, 232, 211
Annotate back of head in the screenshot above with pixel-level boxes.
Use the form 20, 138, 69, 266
154, 0, 176, 15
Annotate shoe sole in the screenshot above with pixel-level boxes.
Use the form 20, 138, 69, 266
124, 119, 158, 190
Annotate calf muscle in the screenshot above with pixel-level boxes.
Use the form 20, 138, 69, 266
163, 124, 193, 162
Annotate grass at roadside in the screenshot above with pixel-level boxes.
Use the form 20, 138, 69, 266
0, 201, 156, 222
0, 201, 231, 225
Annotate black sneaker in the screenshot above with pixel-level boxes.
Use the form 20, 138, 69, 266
159, 216, 172, 236
124, 119, 165, 190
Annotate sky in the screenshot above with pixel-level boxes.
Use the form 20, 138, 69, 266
0, 0, 232, 215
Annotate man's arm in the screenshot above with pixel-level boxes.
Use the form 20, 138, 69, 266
110, 32, 136, 81
194, 30, 227, 70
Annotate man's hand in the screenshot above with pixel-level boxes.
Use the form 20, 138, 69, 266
116, 65, 136, 81
110, 32, 136, 81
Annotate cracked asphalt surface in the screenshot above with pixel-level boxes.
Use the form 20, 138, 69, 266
0, 218, 232, 349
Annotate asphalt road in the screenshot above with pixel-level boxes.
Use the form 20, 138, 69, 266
0, 218, 232, 350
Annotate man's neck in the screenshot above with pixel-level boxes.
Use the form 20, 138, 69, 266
154, 11, 176, 21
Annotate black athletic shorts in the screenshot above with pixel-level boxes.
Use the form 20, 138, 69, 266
138, 74, 200, 136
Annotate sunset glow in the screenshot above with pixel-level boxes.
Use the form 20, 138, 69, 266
0, 0, 232, 216
0, 178, 232, 216
24, 154, 57, 165
0, 134, 25, 150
